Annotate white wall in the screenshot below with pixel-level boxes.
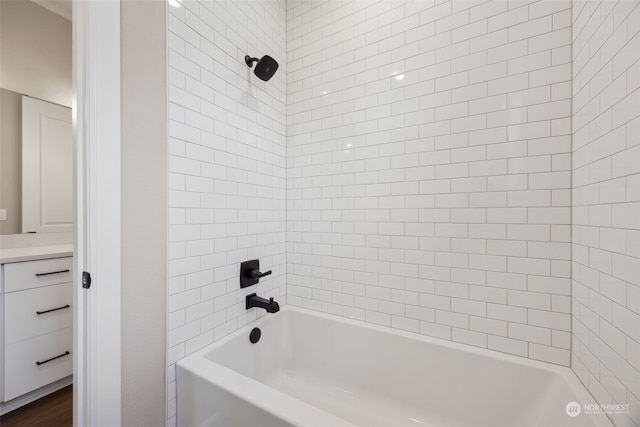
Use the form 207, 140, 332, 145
287, 0, 573, 366
121, 0, 167, 425
571, 0, 640, 425
165, 0, 287, 424
0, 89, 22, 235
0, 0, 72, 107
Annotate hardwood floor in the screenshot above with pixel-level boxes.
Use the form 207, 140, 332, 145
0, 386, 72, 427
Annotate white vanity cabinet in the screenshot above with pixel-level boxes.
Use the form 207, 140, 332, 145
1, 256, 73, 402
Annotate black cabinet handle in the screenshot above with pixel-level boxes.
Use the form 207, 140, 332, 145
36, 351, 70, 366
35, 269, 70, 277
36, 304, 71, 315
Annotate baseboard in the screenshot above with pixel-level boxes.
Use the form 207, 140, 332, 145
0, 376, 73, 416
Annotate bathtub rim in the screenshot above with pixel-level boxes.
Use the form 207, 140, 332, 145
177, 305, 613, 427
177, 346, 358, 427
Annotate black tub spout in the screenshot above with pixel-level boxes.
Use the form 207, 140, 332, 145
246, 293, 280, 313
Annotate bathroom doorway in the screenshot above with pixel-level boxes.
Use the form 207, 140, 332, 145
0, 0, 123, 425
0, 0, 74, 423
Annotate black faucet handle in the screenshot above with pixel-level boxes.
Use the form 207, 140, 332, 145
251, 269, 272, 279
269, 297, 274, 303
240, 260, 271, 288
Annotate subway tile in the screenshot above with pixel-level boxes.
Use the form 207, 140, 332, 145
488, 335, 528, 357
529, 343, 570, 365
509, 323, 551, 345
487, 5, 529, 32
508, 16, 552, 42
167, 3, 640, 420
571, 0, 640, 408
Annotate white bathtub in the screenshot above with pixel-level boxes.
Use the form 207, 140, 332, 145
177, 307, 613, 427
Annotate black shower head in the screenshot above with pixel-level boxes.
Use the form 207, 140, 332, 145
245, 55, 279, 81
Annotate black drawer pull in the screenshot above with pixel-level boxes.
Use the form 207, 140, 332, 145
36, 351, 70, 366
35, 269, 70, 277
36, 304, 71, 315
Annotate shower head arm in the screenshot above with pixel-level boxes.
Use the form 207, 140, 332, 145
245, 55, 259, 67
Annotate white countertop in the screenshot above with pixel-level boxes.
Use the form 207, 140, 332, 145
0, 244, 73, 264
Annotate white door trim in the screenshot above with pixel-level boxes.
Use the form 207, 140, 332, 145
73, 0, 121, 426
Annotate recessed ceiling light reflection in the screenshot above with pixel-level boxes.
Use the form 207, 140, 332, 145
168, 0, 181, 7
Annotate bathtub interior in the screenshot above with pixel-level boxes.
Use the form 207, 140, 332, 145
203, 308, 604, 427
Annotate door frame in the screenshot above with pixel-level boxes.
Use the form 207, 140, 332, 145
73, 0, 122, 425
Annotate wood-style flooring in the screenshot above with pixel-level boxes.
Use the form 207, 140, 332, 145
0, 385, 72, 427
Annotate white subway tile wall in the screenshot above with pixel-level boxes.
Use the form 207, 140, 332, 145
571, 0, 640, 425
287, 0, 573, 366
166, 0, 287, 424
164, 0, 640, 424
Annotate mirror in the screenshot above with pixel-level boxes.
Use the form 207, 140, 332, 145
0, 0, 73, 235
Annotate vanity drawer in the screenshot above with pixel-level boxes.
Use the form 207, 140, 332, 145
4, 283, 72, 344
3, 257, 72, 293
4, 327, 72, 401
